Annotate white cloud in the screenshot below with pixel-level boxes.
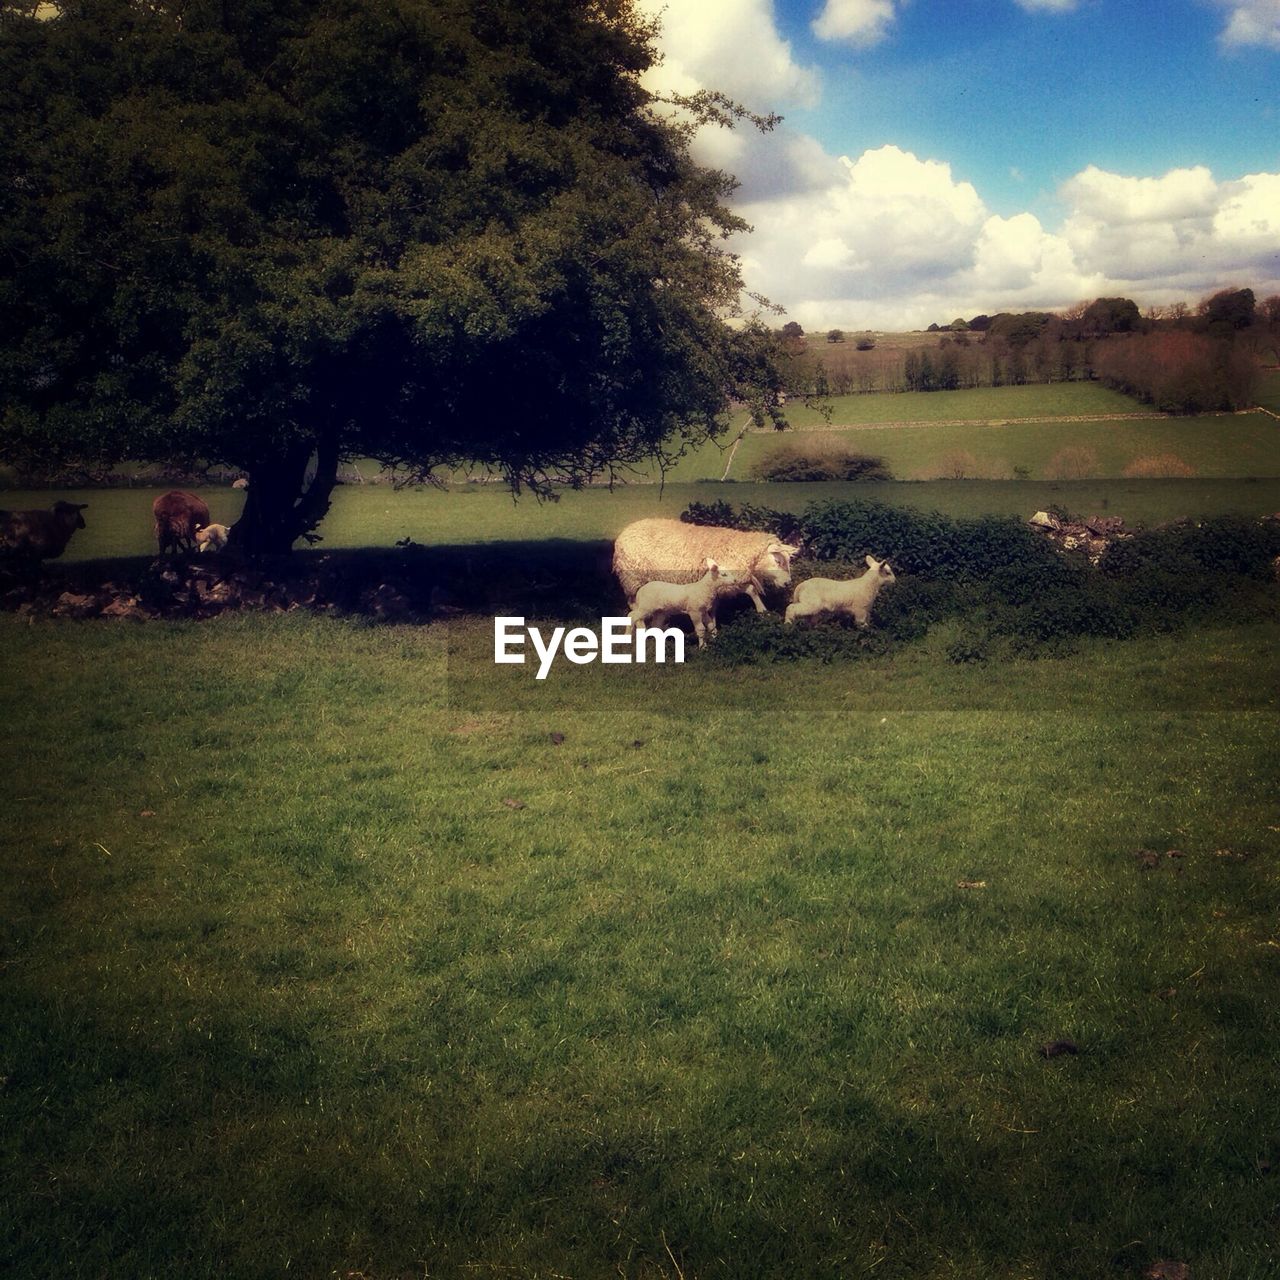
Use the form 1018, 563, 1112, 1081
727, 140, 1280, 329
1012, 0, 1080, 11
1062, 164, 1280, 291
635, 0, 820, 111
635, 0, 1280, 328
811, 0, 898, 47
1061, 164, 1220, 225
1216, 0, 1280, 50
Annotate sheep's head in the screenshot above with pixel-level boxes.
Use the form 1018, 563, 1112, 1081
757, 541, 801, 589
709, 563, 750, 596
53, 501, 88, 530
865, 554, 896, 584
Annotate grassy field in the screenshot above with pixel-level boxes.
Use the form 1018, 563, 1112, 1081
766, 382, 1151, 427
10, 476, 1280, 563
3, 381, 1279, 1277
724, 412, 1280, 483
2, 611, 1278, 1279
1257, 369, 1280, 415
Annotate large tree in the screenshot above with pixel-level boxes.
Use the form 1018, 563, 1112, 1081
1, 0, 785, 552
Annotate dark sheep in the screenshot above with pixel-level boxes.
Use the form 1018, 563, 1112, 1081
152, 490, 211, 555
0, 501, 89, 562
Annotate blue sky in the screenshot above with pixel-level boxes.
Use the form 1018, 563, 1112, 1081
774, 0, 1279, 215
638, 0, 1280, 328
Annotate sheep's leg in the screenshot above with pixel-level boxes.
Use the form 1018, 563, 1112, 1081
744, 582, 767, 613
691, 610, 708, 648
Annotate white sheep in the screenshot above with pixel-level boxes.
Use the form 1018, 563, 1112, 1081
627, 559, 752, 648
194, 522, 230, 553
784, 555, 897, 627
612, 518, 800, 613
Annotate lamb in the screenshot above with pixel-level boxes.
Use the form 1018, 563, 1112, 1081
152, 490, 211, 555
194, 522, 230, 553
612, 518, 800, 613
784, 555, 897, 627
627, 559, 753, 648
0, 501, 89, 562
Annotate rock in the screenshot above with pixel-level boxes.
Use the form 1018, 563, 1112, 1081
99, 595, 148, 620
1028, 510, 1061, 530
51, 591, 99, 618
1084, 515, 1126, 536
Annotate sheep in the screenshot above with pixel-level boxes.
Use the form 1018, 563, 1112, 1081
612, 518, 800, 614
152, 490, 211, 555
627, 558, 753, 648
784, 555, 897, 627
194, 522, 230, 553
0, 501, 89, 562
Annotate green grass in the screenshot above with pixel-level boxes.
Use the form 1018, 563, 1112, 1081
728, 412, 1280, 482
1257, 369, 1280, 416
774, 381, 1152, 427
11, 477, 1280, 563
2, 612, 1278, 1279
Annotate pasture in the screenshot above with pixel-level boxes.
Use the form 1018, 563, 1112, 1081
9, 476, 1280, 566
3, 379, 1279, 1278
2, 610, 1279, 1279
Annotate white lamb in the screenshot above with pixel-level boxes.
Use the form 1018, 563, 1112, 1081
194, 522, 230, 553
784, 555, 897, 627
628, 559, 752, 648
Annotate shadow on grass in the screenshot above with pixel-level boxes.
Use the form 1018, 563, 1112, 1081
1, 538, 626, 623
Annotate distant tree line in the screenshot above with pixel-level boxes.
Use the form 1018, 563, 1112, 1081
777, 286, 1278, 412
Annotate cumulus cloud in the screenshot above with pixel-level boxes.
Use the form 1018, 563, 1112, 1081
811, 0, 898, 47
725, 140, 1105, 328
723, 138, 1280, 329
1062, 163, 1280, 294
636, 0, 1280, 328
1216, 0, 1280, 50
634, 0, 819, 111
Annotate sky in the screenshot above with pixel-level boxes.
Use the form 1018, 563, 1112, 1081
635, 0, 1280, 330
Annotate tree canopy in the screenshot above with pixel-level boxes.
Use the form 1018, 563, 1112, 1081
1, 0, 785, 550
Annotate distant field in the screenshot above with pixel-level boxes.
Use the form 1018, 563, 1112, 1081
13, 477, 1280, 562
775, 381, 1149, 427
725, 411, 1280, 483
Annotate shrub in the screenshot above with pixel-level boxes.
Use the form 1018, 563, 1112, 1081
680, 500, 804, 545
680, 500, 1280, 658
796, 499, 1066, 582
934, 449, 983, 480
1045, 446, 1101, 480
750, 443, 893, 483
1122, 453, 1196, 478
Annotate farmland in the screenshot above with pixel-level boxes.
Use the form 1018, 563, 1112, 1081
2, 379, 1279, 1280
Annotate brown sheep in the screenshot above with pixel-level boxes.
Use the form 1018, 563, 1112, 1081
152, 491, 211, 555
0, 501, 89, 562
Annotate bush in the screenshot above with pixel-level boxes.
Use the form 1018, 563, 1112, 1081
680, 500, 804, 545
1045, 446, 1100, 480
1123, 453, 1196, 478
681, 500, 1280, 658
796, 499, 1066, 582
750, 443, 893, 483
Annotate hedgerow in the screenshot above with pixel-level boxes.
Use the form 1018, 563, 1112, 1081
681, 499, 1280, 660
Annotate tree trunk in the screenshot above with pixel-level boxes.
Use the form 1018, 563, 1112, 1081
232, 436, 340, 556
